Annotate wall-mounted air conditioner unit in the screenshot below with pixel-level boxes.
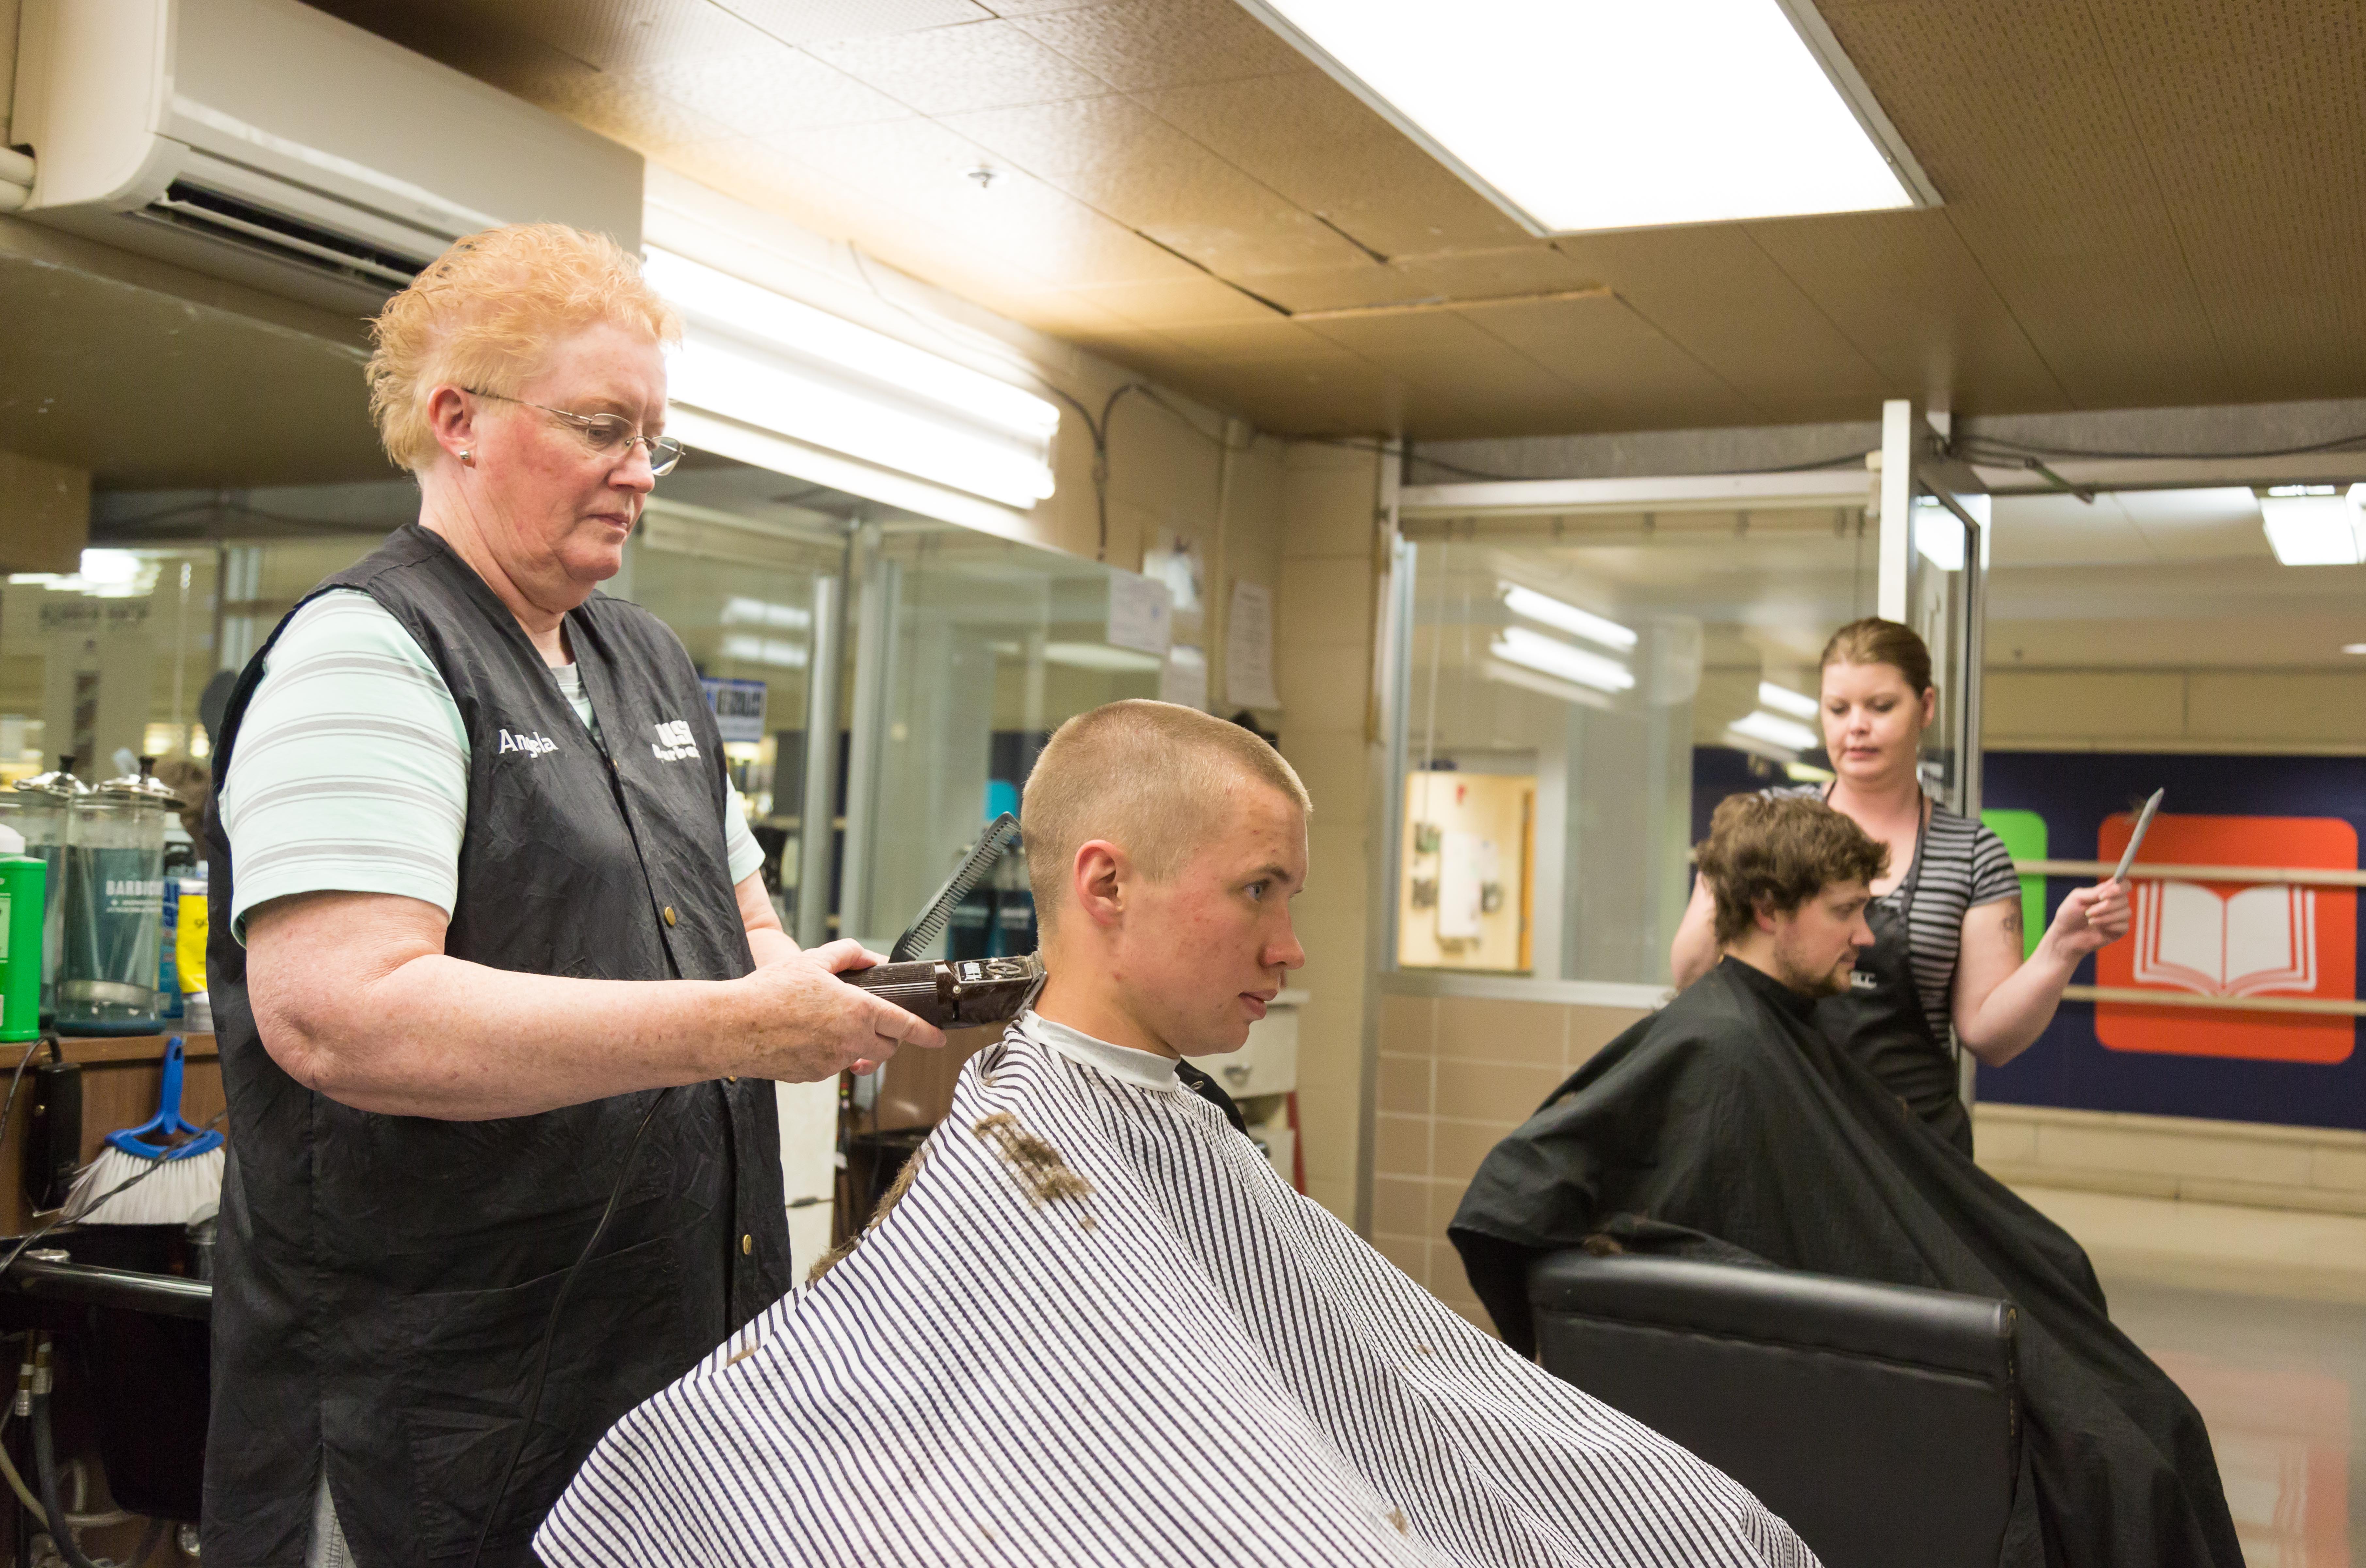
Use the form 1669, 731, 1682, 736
9, 0, 642, 313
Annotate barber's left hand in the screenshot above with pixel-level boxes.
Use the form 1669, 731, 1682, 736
2047, 880, 2131, 959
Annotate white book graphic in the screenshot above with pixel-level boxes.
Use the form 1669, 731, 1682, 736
2132, 880, 2317, 997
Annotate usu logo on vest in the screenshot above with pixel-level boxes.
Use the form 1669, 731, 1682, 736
498, 727, 556, 757
651, 719, 701, 762
2093, 812, 2356, 1065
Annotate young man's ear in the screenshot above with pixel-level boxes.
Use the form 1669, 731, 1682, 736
1752, 896, 1782, 935
1069, 840, 1130, 930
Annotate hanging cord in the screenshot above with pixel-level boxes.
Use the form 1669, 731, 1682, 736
22, 1334, 141, 1568
464, 1087, 673, 1568
1044, 384, 1261, 563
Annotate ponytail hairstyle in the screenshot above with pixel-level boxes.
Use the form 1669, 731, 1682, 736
1818, 617, 1933, 695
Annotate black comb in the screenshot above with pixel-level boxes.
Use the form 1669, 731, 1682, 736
889, 813, 1020, 963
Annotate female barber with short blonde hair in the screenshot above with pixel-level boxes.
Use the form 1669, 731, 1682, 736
204, 225, 942, 1566
1672, 618, 2129, 1154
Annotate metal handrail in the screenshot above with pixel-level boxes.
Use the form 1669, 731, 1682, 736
2013, 858, 2366, 890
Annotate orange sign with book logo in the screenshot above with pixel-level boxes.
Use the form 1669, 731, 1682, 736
2093, 813, 2357, 1064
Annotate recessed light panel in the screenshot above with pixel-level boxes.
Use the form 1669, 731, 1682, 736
1238, 0, 1932, 233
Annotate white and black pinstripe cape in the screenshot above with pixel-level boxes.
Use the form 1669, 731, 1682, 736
537, 1023, 1817, 1568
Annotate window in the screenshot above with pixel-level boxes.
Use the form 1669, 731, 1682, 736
1395, 506, 1873, 988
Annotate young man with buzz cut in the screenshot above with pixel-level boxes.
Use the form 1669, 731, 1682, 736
1454, 792, 2240, 1568
539, 701, 1816, 1568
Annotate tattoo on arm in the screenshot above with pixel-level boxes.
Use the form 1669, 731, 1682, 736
2002, 905, 2023, 939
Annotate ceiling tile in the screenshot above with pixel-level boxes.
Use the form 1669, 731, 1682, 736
718, 0, 993, 44
1005, 0, 1307, 91
943, 95, 1377, 278
1136, 73, 1529, 258
622, 43, 912, 136
1298, 310, 1571, 392
530, 67, 745, 150
1821, 0, 2237, 408
1549, 227, 1887, 414
750, 118, 1208, 286
1151, 318, 1370, 364
1458, 296, 1760, 431
455, 0, 786, 73
1247, 247, 1600, 316
1061, 274, 1285, 328
804, 20, 1113, 114
1743, 209, 2072, 413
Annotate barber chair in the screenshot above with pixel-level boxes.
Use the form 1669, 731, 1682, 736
1529, 1252, 2018, 1568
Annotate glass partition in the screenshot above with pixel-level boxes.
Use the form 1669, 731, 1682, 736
1395, 506, 1874, 987
1905, 491, 1988, 816
842, 524, 1162, 953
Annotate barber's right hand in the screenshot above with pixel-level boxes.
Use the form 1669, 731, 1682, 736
733, 939, 946, 1084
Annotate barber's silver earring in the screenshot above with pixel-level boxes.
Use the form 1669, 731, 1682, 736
460, 449, 475, 466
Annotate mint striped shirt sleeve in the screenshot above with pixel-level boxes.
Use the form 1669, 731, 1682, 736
221, 589, 767, 944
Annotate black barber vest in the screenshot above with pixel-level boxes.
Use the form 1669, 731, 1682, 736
201, 525, 791, 1567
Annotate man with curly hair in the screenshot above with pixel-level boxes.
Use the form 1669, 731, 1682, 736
1452, 793, 2240, 1568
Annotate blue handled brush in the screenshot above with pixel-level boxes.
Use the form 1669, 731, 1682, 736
63, 1035, 225, 1226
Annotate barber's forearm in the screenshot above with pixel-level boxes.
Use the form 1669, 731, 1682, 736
1958, 942, 2079, 1067
286, 955, 759, 1119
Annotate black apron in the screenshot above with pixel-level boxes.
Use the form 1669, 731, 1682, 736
1812, 795, 1974, 1155
202, 525, 793, 1567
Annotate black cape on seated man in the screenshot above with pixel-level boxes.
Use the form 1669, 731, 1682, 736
1450, 794, 2240, 1568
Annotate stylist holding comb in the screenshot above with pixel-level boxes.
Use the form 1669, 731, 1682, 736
1672, 618, 2129, 1154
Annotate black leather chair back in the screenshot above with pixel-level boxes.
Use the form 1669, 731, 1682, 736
1530, 1252, 2018, 1568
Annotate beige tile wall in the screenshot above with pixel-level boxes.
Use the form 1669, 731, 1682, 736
1272, 441, 1385, 1224
1986, 667, 2366, 750
1371, 992, 1648, 1330
1975, 1102, 2366, 1215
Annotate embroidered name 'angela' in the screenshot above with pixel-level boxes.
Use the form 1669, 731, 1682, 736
498, 728, 558, 757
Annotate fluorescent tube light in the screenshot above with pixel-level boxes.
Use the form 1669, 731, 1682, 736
719, 634, 808, 669
1490, 626, 1635, 693
1728, 710, 1822, 754
721, 596, 812, 630
1912, 497, 1967, 571
1042, 642, 1165, 674
1757, 682, 1820, 720
1238, 0, 1929, 234
645, 247, 1059, 509
1500, 584, 1636, 651
2260, 494, 2363, 566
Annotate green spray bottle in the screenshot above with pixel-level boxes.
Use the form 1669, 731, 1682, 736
0, 823, 45, 1042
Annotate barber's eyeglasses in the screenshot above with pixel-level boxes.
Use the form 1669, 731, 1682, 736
463, 388, 685, 477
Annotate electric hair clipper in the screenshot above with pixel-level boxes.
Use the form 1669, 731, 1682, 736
842, 951, 1043, 1028
840, 812, 1044, 1028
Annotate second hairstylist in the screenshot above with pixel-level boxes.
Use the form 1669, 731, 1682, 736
1672, 618, 2129, 1154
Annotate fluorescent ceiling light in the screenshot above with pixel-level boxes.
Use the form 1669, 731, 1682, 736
719, 634, 808, 669
2260, 494, 2363, 566
645, 248, 1059, 510
721, 596, 811, 630
1500, 583, 1636, 651
1042, 642, 1165, 674
1912, 497, 1967, 571
1757, 681, 1820, 720
1728, 710, 1823, 754
1491, 626, 1634, 693
1238, 0, 1928, 234
2343, 643, 2366, 656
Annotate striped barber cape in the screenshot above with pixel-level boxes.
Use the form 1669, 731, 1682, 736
538, 1021, 1816, 1568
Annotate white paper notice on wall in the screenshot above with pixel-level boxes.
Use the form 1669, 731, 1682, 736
1436, 829, 1483, 939
1161, 644, 1208, 710
1225, 579, 1279, 710
1107, 570, 1173, 657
